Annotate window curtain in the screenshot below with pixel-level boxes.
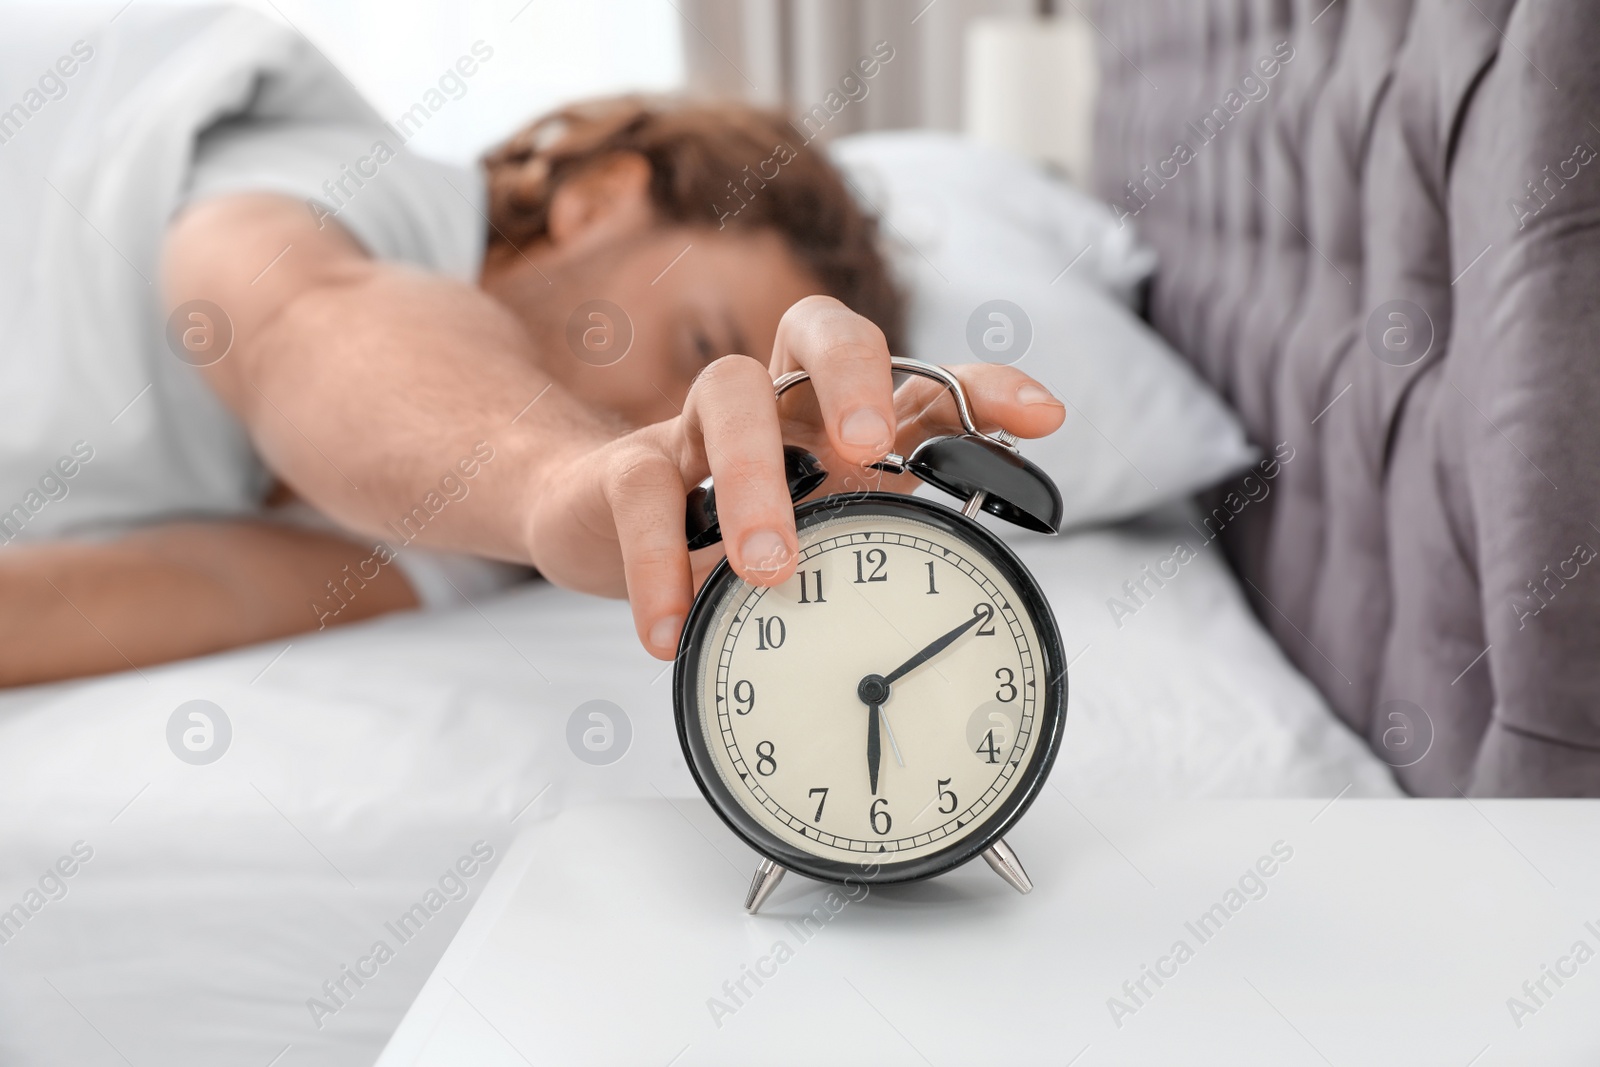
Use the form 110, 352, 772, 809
677, 0, 1037, 140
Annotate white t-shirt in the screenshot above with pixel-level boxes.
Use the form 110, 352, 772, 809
0, 6, 523, 606
185, 116, 487, 283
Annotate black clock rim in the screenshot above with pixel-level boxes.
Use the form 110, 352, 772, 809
672, 492, 1068, 887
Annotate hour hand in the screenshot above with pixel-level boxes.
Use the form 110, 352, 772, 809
867, 703, 881, 795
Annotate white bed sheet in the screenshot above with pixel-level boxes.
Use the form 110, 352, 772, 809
0, 509, 1397, 1066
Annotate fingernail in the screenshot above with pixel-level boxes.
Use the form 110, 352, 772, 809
1017, 383, 1061, 406
740, 529, 791, 576
649, 614, 682, 651
840, 407, 891, 450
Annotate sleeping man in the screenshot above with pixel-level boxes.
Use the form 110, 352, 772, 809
0, 15, 1065, 687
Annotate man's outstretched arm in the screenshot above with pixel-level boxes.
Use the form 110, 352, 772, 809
0, 519, 419, 687
164, 192, 599, 565
164, 193, 1066, 658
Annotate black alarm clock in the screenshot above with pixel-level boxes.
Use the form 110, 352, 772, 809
674, 358, 1068, 913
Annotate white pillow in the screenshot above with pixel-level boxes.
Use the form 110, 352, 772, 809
831, 131, 1256, 531
830, 129, 1155, 308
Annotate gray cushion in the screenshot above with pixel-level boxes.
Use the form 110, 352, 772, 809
1307, 0, 1513, 727
1379, 0, 1600, 794
1257, 0, 1414, 674
1197, 0, 1294, 398
1228, 0, 1347, 446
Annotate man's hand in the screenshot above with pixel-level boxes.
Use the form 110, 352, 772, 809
524, 296, 1066, 658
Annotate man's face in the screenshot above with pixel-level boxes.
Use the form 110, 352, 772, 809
482, 224, 822, 428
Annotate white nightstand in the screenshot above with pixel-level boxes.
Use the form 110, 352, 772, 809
377, 795, 1600, 1066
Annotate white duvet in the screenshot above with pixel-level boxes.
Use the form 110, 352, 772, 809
0, 507, 1396, 1067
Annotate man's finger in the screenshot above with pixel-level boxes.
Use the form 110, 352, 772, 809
682, 354, 797, 587
771, 295, 897, 467
604, 447, 694, 659
896, 363, 1066, 441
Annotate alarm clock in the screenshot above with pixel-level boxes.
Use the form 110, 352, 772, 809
675, 358, 1067, 913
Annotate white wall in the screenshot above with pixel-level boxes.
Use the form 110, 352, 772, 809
24, 0, 684, 163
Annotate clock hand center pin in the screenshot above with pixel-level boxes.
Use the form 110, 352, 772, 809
856, 674, 905, 794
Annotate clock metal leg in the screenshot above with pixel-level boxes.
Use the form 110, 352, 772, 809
744, 859, 787, 914
982, 837, 1033, 895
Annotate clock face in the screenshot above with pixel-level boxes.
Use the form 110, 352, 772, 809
675, 494, 1066, 884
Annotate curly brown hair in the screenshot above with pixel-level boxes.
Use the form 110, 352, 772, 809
482, 95, 903, 356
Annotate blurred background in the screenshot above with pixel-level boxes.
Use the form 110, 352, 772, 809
30, 0, 1097, 180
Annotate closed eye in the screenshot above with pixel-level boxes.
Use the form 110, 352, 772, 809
694, 331, 716, 363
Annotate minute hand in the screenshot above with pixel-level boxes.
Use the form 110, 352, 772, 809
882, 611, 985, 686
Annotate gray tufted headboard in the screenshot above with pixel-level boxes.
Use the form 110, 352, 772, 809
1090, 0, 1600, 796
